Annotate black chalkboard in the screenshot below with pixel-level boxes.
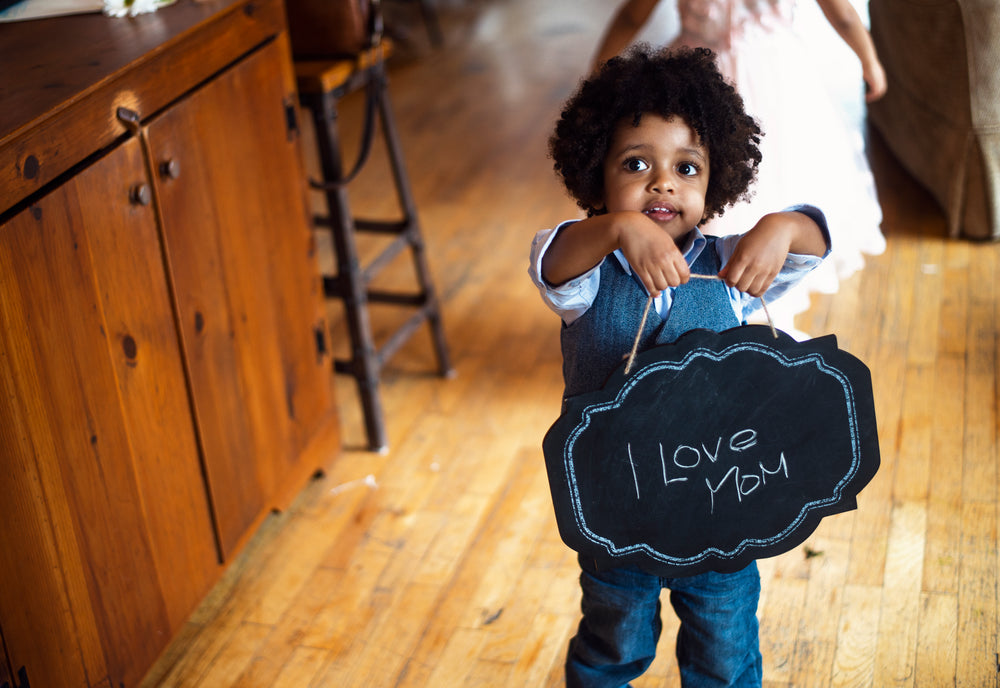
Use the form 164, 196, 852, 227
542, 325, 880, 577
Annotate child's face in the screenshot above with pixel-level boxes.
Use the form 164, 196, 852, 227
601, 114, 709, 243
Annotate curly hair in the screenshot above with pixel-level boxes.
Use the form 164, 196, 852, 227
550, 45, 762, 222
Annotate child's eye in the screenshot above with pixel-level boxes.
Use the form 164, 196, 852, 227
623, 157, 649, 172
677, 162, 699, 177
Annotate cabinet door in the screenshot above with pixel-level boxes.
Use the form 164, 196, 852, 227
148, 37, 336, 558
0, 138, 219, 688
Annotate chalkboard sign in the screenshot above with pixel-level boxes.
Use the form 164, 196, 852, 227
542, 325, 880, 577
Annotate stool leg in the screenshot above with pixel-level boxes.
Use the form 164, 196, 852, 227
376, 80, 454, 378
417, 0, 444, 47
310, 90, 389, 452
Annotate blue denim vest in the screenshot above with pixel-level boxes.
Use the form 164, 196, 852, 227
560, 236, 740, 398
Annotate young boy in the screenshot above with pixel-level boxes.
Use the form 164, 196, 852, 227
528, 46, 830, 686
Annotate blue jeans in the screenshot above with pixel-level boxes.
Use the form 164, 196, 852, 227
565, 555, 762, 688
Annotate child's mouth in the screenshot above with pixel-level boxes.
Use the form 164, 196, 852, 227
643, 204, 679, 222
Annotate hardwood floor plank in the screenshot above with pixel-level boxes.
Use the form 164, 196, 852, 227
962, 300, 998, 505
956, 502, 998, 686
477, 507, 569, 667
893, 363, 933, 502
271, 647, 329, 688
830, 585, 882, 688
789, 537, 850, 688
230, 567, 340, 686
508, 611, 578, 687
879, 233, 918, 350
760, 577, 808, 683
145, 582, 262, 686
429, 626, 494, 686
395, 449, 551, 685
296, 546, 387, 652
194, 621, 272, 688
846, 343, 896, 587
914, 592, 958, 686
907, 237, 944, 366
873, 500, 926, 687
240, 513, 347, 627
924, 353, 965, 595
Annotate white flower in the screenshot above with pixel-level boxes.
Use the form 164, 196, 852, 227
103, 0, 175, 18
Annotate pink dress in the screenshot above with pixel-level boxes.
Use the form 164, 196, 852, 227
668, 0, 886, 335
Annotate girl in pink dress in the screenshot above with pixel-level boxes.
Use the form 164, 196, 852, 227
594, 0, 887, 336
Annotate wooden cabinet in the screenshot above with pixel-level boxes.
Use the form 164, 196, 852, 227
0, 1, 340, 686
0, 135, 214, 688
148, 34, 336, 561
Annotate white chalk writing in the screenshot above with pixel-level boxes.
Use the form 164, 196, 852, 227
705, 453, 788, 514
627, 444, 641, 500
624, 430, 789, 513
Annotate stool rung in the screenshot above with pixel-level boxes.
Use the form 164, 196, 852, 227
355, 219, 410, 234
334, 358, 377, 376
320, 238, 418, 297
367, 290, 428, 306
322, 276, 428, 308
332, 303, 436, 377
374, 305, 437, 367
312, 216, 411, 235
363, 234, 412, 282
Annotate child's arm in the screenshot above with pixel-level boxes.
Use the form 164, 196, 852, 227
541, 210, 690, 297
718, 210, 828, 297
814, 0, 887, 102
591, 0, 660, 71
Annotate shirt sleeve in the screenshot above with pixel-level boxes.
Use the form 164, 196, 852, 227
528, 220, 602, 325
785, 203, 833, 254
715, 204, 832, 320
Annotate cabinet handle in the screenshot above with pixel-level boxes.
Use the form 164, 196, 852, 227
159, 159, 181, 179
130, 184, 151, 206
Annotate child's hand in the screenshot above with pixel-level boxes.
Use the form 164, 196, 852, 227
617, 212, 691, 297
718, 221, 789, 297
719, 211, 827, 296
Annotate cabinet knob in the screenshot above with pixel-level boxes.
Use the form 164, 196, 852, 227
130, 184, 151, 206
159, 159, 181, 179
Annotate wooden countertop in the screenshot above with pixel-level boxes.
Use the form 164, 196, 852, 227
0, 0, 286, 216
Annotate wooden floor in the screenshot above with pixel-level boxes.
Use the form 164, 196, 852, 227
142, 1, 1000, 685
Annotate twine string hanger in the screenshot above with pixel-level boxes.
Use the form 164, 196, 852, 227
623, 275, 777, 376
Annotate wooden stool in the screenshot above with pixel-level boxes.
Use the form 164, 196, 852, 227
296, 47, 453, 453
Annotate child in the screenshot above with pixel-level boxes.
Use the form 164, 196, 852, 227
528, 45, 830, 686
591, 0, 885, 337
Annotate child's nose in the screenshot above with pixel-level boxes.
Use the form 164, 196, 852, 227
649, 170, 674, 193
